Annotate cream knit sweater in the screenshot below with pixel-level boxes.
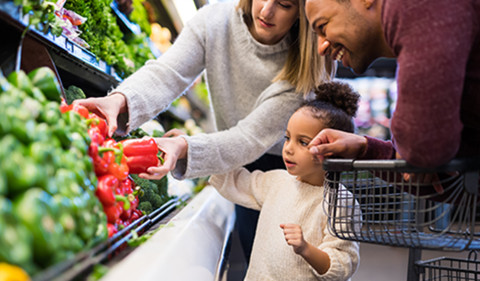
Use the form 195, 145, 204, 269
209, 168, 360, 281
111, 1, 304, 179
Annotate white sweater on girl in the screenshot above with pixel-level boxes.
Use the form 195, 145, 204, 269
209, 168, 360, 281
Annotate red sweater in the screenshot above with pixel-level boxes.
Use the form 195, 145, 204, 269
362, 0, 480, 167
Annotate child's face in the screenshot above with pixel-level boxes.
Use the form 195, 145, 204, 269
283, 108, 325, 186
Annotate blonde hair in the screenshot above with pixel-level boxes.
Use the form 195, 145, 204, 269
236, 0, 336, 97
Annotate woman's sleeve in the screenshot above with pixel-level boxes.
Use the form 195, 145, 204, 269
110, 7, 210, 134
208, 168, 270, 210
173, 81, 303, 179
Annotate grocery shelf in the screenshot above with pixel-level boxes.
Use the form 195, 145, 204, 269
0, 1, 121, 95
110, 0, 142, 35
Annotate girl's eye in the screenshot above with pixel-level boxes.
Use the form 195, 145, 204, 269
300, 140, 309, 146
284, 135, 290, 142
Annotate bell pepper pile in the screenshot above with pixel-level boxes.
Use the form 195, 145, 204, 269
0, 67, 108, 275
62, 102, 161, 236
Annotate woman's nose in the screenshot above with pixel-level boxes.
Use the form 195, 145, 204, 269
317, 38, 330, 56
261, 0, 275, 19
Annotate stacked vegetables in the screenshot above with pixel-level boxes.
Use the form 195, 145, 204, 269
62, 101, 163, 236
0, 67, 108, 275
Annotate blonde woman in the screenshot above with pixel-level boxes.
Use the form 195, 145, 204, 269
75, 0, 335, 261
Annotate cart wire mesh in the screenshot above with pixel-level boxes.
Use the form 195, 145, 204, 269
416, 250, 480, 281
323, 158, 480, 251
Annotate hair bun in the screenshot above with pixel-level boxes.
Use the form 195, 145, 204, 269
313, 81, 360, 117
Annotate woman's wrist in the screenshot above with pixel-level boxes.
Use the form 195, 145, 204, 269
109, 92, 128, 113
177, 136, 189, 159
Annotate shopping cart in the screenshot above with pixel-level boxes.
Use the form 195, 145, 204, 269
416, 250, 480, 281
322, 158, 480, 281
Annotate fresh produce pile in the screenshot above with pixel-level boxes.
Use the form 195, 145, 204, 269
0, 67, 170, 276
12, 0, 156, 78
62, 0, 155, 78
0, 67, 107, 274
61, 99, 168, 238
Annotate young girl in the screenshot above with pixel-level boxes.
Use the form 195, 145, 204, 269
209, 81, 361, 281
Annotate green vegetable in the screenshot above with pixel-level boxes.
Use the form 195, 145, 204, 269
13, 188, 63, 268
0, 197, 35, 271
65, 85, 86, 105
138, 201, 152, 214
7, 70, 33, 95
131, 174, 169, 213
129, 0, 151, 36
27, 67, 62, 102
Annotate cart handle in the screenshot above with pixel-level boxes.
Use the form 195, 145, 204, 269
322, 157, 480, 173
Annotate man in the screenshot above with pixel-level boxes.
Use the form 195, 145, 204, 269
305, 0, 480, 168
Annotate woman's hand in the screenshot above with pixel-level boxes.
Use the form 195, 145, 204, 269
308, 128, 367, 161
163, 128, 187, 137
73, 93, 127, 137
280, 223, 307, 255
138, 136, 189, 180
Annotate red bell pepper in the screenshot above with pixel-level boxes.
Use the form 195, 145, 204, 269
107, 223, 118, 237
89, 143, 110, 176
121, 138, 159, 156
104, 203, 122, 224
104, 195, 130, 224
72, 104, 89, 118
95, 174, 118, 206
103, 139, 129, 180
120, 138, 160, 174
59, 100, 89, 118
118, 178, 134, 196
88, 127, 105, 146
87, 113, 108, 139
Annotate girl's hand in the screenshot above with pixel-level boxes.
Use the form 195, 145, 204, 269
139, 136, 188, 180
73, 93, 127, 137
280, 223, 307, 255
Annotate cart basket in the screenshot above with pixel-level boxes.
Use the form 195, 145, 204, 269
323, 158, 480, 251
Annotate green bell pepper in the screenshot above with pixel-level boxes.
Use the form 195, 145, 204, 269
27, 67, 62, 102
0, 197, 35, 271
13, 188, 63, 268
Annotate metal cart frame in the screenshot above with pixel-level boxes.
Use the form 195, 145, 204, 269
322, 158, 480, 281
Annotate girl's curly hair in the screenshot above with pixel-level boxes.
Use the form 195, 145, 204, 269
300, 81, 360, 133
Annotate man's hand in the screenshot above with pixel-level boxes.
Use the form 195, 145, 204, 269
308, 128, 367, 160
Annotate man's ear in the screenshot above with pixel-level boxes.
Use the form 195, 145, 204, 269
363, 0, 375, 9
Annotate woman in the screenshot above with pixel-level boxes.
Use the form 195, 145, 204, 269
75, 0, 335, 262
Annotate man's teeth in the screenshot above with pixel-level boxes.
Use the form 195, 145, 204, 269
335, 48, 345, 61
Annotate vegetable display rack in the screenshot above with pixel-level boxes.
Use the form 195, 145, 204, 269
323, 158, 480, 281
32, 194, 190, 281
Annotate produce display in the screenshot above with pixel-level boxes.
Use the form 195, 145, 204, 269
0, 67, 107, 275
0, 67, 172, 278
